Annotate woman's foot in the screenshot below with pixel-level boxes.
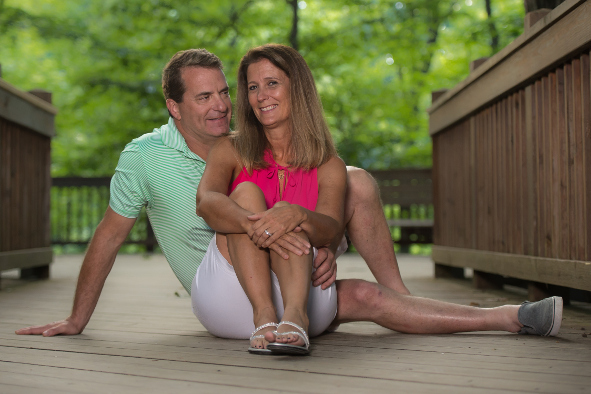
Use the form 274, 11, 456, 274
249, 307, 279, 352
266, 307, 309, 347
266, 320, 310, 355
249, 322, 278, 353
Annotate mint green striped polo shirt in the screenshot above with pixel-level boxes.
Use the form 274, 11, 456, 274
109, 117, 214, 293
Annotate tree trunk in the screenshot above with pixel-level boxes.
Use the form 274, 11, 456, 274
523, 0, 565, 12
289, 0, 299, 50
485, 0, 499, 54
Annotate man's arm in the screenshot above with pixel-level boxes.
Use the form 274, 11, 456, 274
16, 207, 136, 336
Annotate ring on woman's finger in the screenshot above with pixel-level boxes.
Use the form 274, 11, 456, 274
264, 229, 273, 237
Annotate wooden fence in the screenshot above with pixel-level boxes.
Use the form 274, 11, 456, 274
369, 169, 433, 249
51, 177, 156, 251
429, 0, 591, 298
51, 170, 432, 252
0, 74, 56, 279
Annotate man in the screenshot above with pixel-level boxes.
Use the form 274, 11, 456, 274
17, 49, 560, 341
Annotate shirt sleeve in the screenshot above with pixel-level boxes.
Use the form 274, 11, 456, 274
109, 141, 150, 218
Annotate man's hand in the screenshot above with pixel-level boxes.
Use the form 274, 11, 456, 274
312, 247, 337, 289
14, 207, 136, 339
16, 318, 83, 337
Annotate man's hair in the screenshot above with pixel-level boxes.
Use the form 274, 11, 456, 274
162, 49, 224, 104
233, 44, 337, 172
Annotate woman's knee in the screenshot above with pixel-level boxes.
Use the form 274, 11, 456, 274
230, 182, 266, 211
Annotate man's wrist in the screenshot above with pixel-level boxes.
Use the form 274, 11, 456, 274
66, 315, 86, 332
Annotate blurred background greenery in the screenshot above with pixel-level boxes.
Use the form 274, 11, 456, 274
0, 0, 525, 175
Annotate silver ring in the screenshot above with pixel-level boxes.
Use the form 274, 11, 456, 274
264, 230, 273, 237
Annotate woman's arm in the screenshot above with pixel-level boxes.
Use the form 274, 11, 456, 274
250, 156, 347, 248
196, 137, 251, 234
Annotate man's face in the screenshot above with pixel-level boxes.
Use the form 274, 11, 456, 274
169, 67, 232, 143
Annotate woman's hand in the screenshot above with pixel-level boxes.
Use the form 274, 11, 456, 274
264, 230, 311, 259
247, 202, 308, 249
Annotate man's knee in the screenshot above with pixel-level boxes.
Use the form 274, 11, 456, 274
336, 279, 384, 317
346, 166, 380, 206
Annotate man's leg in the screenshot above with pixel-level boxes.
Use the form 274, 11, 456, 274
344, 167, 410, 294
334, 279, 522, 333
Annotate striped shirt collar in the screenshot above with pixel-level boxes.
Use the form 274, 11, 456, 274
157, 117, 205, 162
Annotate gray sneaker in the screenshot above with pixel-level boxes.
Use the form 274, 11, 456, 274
518, 296, 563, 336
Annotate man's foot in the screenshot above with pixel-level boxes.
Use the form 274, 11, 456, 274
248, 322, 278, 354
518, 296, 563, 336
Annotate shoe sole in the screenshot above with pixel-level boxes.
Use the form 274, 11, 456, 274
266, 343, 310, 355
547, 296, 563, 336
248, 347, 275, 355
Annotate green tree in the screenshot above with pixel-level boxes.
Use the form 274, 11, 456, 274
0, 0, 525, 175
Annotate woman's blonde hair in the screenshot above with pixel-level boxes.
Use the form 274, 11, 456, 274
234, 44, 337, 173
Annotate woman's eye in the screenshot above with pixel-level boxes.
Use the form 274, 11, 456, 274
248, 85, 257, 91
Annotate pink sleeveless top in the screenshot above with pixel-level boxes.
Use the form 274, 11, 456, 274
229, 150, 318, 210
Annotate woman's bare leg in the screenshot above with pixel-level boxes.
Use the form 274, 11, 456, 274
266, 232, 313, 346
221, 182, 277, 349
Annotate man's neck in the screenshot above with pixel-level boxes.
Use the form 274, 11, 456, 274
173, 119, 216, 161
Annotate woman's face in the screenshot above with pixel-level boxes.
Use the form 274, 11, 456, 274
246, 58, 291, 132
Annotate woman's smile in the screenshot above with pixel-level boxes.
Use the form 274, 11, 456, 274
247, 58, 291, 130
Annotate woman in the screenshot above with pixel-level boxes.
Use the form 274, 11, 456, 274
193, 44, 347, 355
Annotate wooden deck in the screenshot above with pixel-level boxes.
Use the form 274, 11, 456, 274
1, 252, 590, 393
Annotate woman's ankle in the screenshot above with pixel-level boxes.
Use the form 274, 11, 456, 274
281, 306, 309, 330
253, 306, 278, 327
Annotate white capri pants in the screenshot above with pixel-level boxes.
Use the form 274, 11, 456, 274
192, 236, 347, 339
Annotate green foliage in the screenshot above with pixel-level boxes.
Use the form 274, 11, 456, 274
0, 0, 524, 175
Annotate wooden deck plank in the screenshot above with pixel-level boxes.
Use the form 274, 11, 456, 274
1, 343, 588, 393
1, 253, 590, 393
0, 362, 275, 394
2, 331, 590, 376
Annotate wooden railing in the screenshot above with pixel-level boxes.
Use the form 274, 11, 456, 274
428, 0, 591, 298
51, 170, 433, 252
369, 169, 433, 249
0, 74, 56, 280
51, 177, 157, 251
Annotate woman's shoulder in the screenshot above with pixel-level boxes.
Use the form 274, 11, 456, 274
319, 155, 346, 171
210, 136, 238, 155
208, 136, 239, 164
317, 155, 346, 181
211, 135, 233, 148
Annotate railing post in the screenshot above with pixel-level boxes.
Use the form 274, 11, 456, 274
146, 220, 156, 253
469, 57, 489, 72
524, 9, 552, 32
28, 89, 53, 104
20, 88, 54, 280
431, 89, 448, 104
